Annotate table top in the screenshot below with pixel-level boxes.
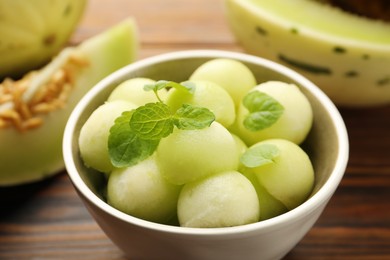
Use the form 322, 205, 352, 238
1, 0, 389, 259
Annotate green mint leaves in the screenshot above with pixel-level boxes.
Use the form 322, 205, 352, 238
108, 80, 215, 168
108, 111, 160, 168
130, 102, 174, 140
144, 80, 195, 102
240, 143, 280, 168
175, 104, 215, 130
129, 102, 215, 140
243, 91, 284, 131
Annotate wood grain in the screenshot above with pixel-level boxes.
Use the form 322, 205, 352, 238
1, 0, 389, 259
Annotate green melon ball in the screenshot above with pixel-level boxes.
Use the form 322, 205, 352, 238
237, 81, 313, 145
165, 80, 236, 128
189, 58, 257, 109
78, 100, 137, 173
107, 77, 168, 105
232, 133, 248, 171
241, 168, 288, 221
232, 133, 248, 156
156, 122, 239, 185
107, 156, 181, 224
178, 170, 260, 228
251, 139, 315, 210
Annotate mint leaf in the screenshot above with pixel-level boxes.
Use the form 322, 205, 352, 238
129, 102, 174, 140
144, 80, 195, 94
240, 143, 280, 168
243, 91, 284, 131
143, 80, 170, 102
174, 104, 215, 130
108, 111, 159, 168
144, 80, 195, 102
144, 80, 169, 92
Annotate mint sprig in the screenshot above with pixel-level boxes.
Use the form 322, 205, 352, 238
240, 143, 280, 168
243, 91, 284, 131
108, 80, 215, 168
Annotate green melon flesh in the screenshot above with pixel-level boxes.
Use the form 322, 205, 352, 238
245, 0, 390, 44
0, 0, 87, 79
225, 0, 390, 106
0, 18, 139, 186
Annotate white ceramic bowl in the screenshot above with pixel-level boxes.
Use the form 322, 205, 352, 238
63, 50, 349, 260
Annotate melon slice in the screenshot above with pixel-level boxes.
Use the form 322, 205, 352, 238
0, 18, 139, 186
0, 0, 87, 79
225, 0, 390, 106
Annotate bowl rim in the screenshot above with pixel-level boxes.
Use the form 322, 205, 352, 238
63, 49, 349, 236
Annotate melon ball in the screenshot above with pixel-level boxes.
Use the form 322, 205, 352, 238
236, 81, 313, 145
165, 80, 236, 128
241, 168, 288, 220
232, 133, 248, 156
107, 77, 167, 105
156, 122, 239, 185
178, 171, 260, 228
78, 100, 136, 173
232, 133, 248, 171
107, 156, 181, 224
189, 58, 257, 109
251, 139, 315, 210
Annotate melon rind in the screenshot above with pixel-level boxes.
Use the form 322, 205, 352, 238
225, 0, 390, 107
0, 0, 87, 79
0, 18, 139, 186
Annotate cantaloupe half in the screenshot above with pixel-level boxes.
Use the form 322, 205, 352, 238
0, 18, 138, 186
225, 0, 390, 107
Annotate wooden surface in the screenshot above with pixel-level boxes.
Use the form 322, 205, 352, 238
1, 0, 389, 259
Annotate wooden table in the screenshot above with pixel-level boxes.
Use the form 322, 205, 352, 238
1, 0, 389, 259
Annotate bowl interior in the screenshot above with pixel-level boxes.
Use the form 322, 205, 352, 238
65, 50, 347, 231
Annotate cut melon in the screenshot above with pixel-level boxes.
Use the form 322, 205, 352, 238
225, 0, 390, 106
0, 0, 87, 79
0, 18, 139, 186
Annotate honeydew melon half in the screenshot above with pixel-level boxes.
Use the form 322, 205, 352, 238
0, 18, 138, 186
0, 0, 87, 79
225, 0, 390, 107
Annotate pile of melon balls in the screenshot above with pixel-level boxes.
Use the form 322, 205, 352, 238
78, 58, 314, 228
